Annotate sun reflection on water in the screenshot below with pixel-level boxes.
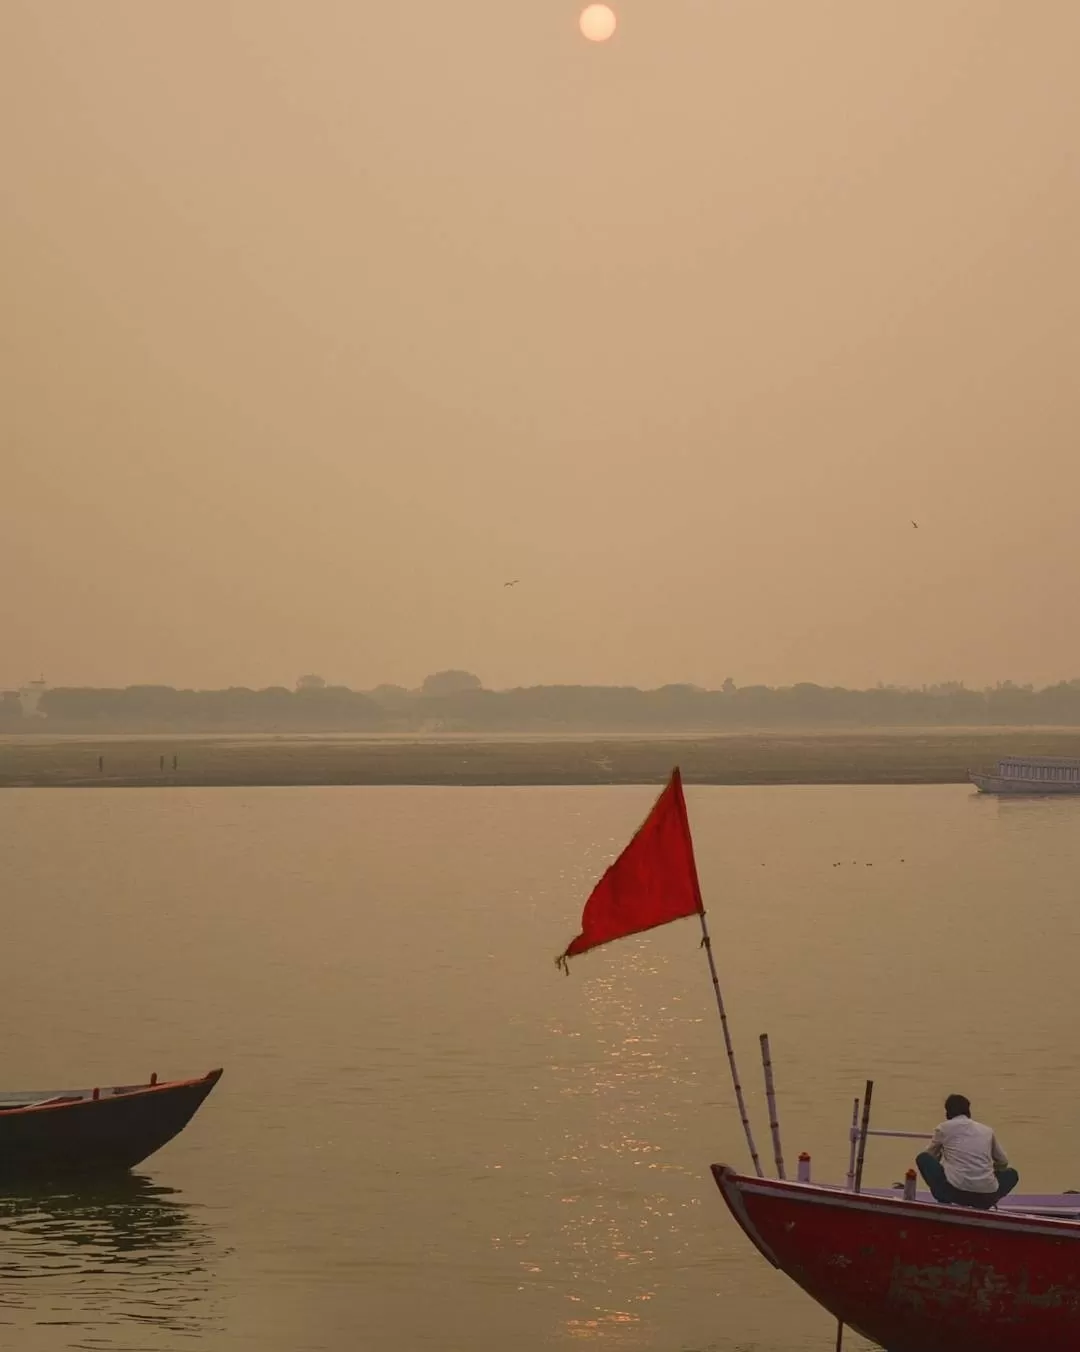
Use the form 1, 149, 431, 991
526, 938, 711, 1342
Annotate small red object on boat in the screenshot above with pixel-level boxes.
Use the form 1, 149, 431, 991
712, 1164, 1080, 1352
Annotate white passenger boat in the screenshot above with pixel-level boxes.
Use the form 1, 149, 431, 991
970, 756, 1080, 794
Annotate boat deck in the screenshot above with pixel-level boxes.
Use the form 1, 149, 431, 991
860, 1185, 1080, 1219
0, 1083, 152, 1112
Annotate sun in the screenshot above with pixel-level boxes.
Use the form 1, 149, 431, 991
579, 4, 617, 42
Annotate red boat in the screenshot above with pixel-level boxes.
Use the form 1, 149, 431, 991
0, 1069, 222, 1179
713, 1164, 1080, 1352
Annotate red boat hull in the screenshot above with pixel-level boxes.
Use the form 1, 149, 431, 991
712, 1164, 1080, 1352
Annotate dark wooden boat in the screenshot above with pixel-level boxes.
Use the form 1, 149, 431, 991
0, 1069, 222, 1179
712, 1163, 1080, 1352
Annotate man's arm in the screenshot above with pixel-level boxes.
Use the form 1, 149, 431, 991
991, 1135, 1009, 1170
928, 1126, 944, 1162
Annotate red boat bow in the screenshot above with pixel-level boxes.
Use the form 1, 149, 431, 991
0, 1069, 222, 1179
712, 1164, 1080, 1352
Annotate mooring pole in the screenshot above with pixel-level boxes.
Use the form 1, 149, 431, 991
853, 1079, 875, 1194
759, 1033, 786, 1180
698, 911, 764, 1178
838, 1080, 875, 1352
845, 1097, 860, 1190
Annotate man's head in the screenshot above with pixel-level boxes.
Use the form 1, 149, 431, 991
945, 1094, 972, 1120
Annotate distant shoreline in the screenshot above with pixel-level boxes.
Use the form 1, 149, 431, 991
4, 728, 1080, 788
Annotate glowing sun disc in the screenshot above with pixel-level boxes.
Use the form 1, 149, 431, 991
580, 4, 617, 42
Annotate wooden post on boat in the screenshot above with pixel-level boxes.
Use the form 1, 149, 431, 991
845, 1097, 860, 1190
759, 1033, 786, 1180
837, 1081, 875, 1352
697, 911, 764, 1178
853, 1080, 874, 1194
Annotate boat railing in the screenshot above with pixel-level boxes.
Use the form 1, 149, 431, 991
843, 1088, 929, 1189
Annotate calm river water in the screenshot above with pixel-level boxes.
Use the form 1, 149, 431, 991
3, 784, 1080, 1351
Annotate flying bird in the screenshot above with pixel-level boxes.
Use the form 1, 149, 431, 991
911, 520, 919, 529
504, 579, 520, 587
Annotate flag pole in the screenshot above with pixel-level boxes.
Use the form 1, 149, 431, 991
556, 767, 765, 1180
697, 910, 764, 1178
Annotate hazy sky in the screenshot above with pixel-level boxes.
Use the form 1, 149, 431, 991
4, 2, 1078, 691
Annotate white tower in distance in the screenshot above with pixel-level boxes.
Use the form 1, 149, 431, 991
18, 676, 46, 718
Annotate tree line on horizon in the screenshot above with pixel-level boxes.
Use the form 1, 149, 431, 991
7, 672, 1080, 732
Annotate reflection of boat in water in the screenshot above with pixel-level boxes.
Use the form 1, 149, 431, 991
0, 1172, 200, 1252
0, 1069, 222, 1179
0, 1173, 221, 1339
970, 756, 1080, 795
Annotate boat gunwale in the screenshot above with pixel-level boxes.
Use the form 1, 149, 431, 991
712, 1165, 1080, 1242
0, 1069, 222, 1118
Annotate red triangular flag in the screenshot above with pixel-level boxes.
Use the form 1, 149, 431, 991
557, 768, 704, 968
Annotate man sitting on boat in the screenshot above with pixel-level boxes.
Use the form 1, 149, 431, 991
915, 1094, 1019, 1209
